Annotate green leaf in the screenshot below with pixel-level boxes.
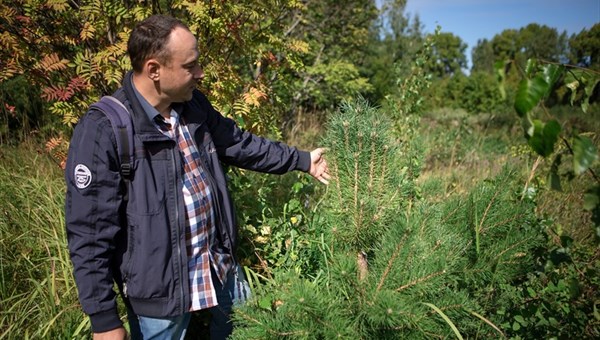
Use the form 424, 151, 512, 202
522, 113, 535, 137
527, 119, 561, 157
583, 193, 599, 211
573, 135, 598, 175
565, 79, 580, 106
582, 76, 600, 113
515, 76, 548, 117
494, 60, 507, 100
525, 58, 537, 77
514, 315, 526, 325
258, 296, 272, 310
541, 64, 563, 96
549, 154, 562, 191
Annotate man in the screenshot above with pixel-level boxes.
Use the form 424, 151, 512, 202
65, 14, 330, 340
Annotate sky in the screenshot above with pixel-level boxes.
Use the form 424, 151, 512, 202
402, 0, 600, 68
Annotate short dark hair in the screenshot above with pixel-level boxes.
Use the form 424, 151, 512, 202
127, 15, 188, 72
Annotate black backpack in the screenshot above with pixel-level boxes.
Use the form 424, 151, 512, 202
90, 96, 134, 198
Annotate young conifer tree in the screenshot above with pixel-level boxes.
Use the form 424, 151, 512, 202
231, 97, 546, 339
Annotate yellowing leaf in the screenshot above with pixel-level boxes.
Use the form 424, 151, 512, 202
80, 22, 96, 41
35, 53, 69, 72
243, 87, 267, 107
46, 0, 68, 11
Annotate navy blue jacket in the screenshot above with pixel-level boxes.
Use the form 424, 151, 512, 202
65, 73, 310, 332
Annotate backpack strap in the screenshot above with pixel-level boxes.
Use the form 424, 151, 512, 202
90, 96, 134, 200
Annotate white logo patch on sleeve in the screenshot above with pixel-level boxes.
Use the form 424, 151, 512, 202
74, 164, 92, 189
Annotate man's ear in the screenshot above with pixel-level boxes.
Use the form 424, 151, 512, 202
145, 59, 161, 81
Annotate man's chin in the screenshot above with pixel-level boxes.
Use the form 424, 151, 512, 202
179, 92, 194, 102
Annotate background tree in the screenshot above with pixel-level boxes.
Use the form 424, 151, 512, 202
569, 23, 600, 69
491, 29, 521, 67
362, 0, 425, 105
518, 23, 568, 62
471, 38, 495, 73
278, 0, 378, 132
424, 31, 467, 78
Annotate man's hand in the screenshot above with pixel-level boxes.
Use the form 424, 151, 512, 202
309, 148, 331, 185
93, 327, 128, 340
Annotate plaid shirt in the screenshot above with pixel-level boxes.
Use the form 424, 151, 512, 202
155, 111, 233, 312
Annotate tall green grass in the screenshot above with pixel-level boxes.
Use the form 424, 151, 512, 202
0, 144, 87, 339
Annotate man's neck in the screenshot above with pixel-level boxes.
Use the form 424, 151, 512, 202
131, 73, 171, 118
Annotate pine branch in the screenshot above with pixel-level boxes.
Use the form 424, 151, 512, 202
375, 188, 400, 221
268, 330, 308, 337
235, 310, 264, 326
493, 237, 532, 262
332, 160, 343, 207
477, 188, 500, 234
377, 145, 389, 198
417, 207, 436, 238
368, 132, 377, 191
439, 203, 464, 226
353, 152, 359, 214
396, 270, 446, 292
377, 231, 410, 292
481, 213, 525, 235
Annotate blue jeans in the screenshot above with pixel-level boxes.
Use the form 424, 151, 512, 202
127, 270, 235, 340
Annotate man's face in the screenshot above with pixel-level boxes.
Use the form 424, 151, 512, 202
159, 26, 204, 103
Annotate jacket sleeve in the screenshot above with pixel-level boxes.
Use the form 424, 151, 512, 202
195, 92, 311, 173
64, 110, 124, 333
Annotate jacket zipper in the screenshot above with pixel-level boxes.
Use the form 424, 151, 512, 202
172, 146, 185, 313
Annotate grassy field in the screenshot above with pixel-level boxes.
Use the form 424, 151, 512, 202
0, 143, 88, 339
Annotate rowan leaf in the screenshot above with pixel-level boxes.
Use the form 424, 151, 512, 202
80, 21, 96, 41
35, 53, 69, 72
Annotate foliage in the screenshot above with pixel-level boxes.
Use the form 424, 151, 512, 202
496, 58, 600, 240
419, 101, 600, 337
0, 76, 58, 144
518, 24, 568, 62
0, 0, 312, 140
229, 169, 326, 276
490, 234, 600, 339
426, 72, 510, 114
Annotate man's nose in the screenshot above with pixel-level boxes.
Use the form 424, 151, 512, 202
194, 67, 205, 80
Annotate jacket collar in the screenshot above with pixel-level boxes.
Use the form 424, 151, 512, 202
121, 71, 179, 142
